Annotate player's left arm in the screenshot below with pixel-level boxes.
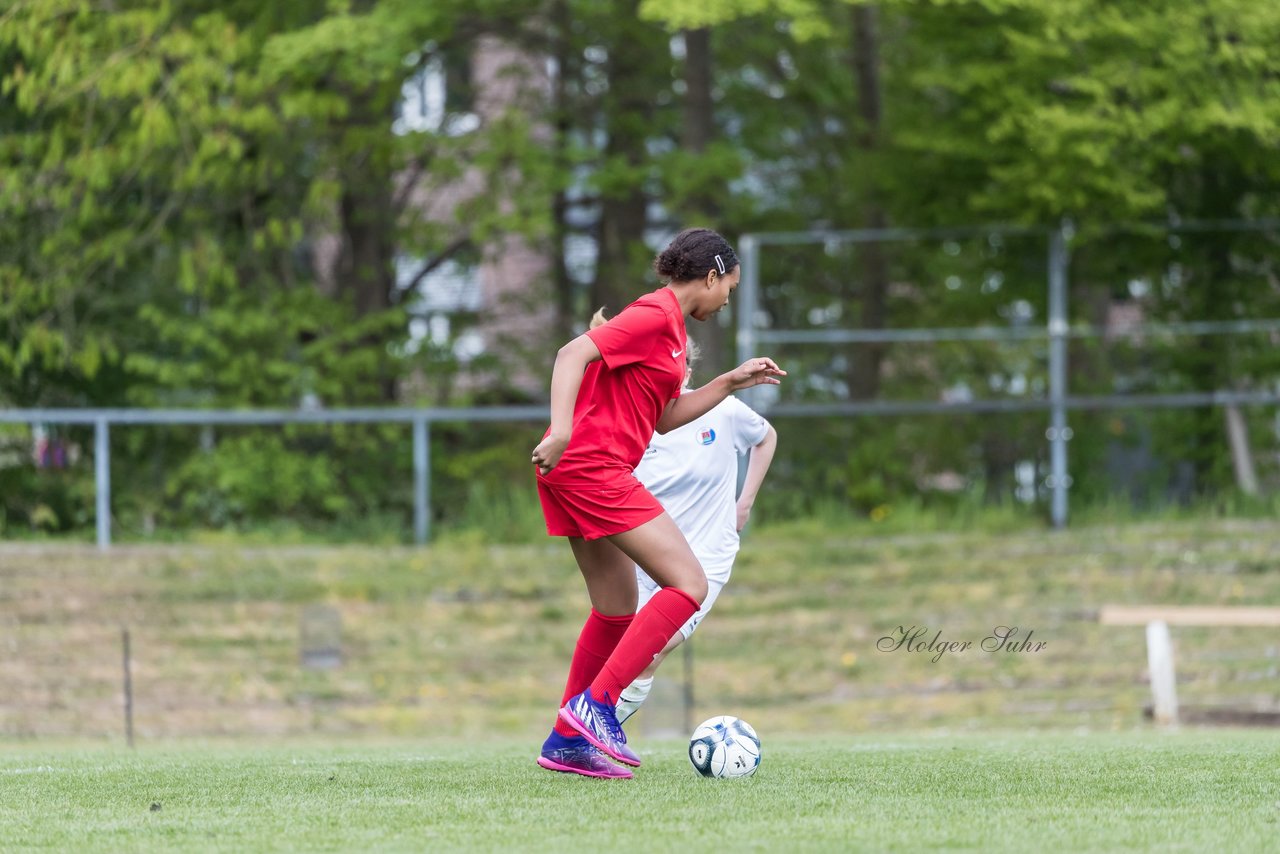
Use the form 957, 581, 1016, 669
736, 423, 777, 531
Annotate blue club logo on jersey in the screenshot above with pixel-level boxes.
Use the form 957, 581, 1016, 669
696, 427, 716, 446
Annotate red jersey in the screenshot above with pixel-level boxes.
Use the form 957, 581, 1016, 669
540, 287, 687, 487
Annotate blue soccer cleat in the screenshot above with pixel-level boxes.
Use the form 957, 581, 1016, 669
559, 688, 641, 767
537, 731, 633, 779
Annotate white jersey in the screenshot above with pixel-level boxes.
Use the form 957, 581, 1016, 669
634, 395, 770, 572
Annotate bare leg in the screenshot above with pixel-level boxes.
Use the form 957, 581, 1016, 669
568, 536, 638, 615
607, 512, 708, 605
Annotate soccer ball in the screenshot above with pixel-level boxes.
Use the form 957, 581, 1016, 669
688, 715, 761, 778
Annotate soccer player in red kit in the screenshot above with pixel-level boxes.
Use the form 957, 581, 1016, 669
533, 228, 785, 778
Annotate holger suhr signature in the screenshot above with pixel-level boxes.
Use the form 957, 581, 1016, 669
877, 625, 1047, 663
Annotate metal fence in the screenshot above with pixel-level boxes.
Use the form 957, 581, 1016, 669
737, 220, 1280, 528
0, 405, 547, 549
4, 219, 1280, 548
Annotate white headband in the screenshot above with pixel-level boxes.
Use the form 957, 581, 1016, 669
714, 254, 726, 275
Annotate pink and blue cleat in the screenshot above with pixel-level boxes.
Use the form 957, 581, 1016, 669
537, 731, 632, 779
559, 688, 642, 767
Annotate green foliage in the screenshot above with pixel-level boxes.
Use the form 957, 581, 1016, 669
167, 432, 348, 524
640, 0, 832, 38
892, 0, 1280, 222
0, 0, 551, 534
4, 0, 1280, 538
0, 463, 95, 535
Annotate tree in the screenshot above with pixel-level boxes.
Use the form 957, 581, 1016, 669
0, 0, 554, 533
642, 0, 1280, 506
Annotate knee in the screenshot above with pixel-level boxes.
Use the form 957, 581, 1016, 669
681, 574, 709, 606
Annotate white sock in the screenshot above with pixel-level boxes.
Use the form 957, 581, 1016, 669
615, 676, 654, 725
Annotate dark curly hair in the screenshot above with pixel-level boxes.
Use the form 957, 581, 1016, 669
653, 228, 739, 282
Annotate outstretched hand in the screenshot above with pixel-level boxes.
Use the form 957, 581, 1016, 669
727, 357, 786, 392
531, 433, 569, 476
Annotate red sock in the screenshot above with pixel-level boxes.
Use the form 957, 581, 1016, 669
588, 587, 699, 704
553, 609, 634, 736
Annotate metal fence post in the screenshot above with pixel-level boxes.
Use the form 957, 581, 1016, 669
1047, 226, 1072, 529
95, 417, 111, 549
413, 417, 430, 545
121, 627, 134, 747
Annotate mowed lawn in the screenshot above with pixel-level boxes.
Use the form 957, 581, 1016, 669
2, 732, 1278, 852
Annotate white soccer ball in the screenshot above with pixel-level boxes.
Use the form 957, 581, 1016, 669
688, 715, 761, 778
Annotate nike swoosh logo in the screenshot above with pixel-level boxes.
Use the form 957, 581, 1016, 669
672, 349, 684, 358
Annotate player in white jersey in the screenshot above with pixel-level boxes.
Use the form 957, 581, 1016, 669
614, 339, 777, 724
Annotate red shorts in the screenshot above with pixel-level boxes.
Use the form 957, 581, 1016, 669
536, 469, 665, 540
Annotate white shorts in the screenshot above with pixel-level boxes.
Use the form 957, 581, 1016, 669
635, 560, 733, 641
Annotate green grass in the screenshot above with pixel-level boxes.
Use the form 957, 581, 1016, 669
1, 733, 1278, 852
3, 518, 1280, 739
4, 521, 1280, 849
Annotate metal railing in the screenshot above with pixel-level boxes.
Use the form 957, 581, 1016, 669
736, 224, 1076, 525
5, 387, 1280, 549
736, 219, 1280, 530
0, 405, 546, 549
4, 219, 1280, 548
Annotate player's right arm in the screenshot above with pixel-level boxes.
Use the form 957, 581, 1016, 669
532, 334, 601, 475
657, 358, 785, 434
736, 423, 777, 531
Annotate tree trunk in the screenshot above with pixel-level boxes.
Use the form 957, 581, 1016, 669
1224, 404, 1259, 496
338, 183, 395, 319
591, 5, 661, 315
848, 4, 888, 401
594, 194, 648, 316
549, 0, 576, 341
336, 93, 398, 401
682, 29, 714, 155
681, 27, 725, 375
1179, 162, 1239, 495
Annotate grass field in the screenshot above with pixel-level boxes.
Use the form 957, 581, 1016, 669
2, 732, 1278, 852
3, 518, 1279, 739
4, 519, 1280, 850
